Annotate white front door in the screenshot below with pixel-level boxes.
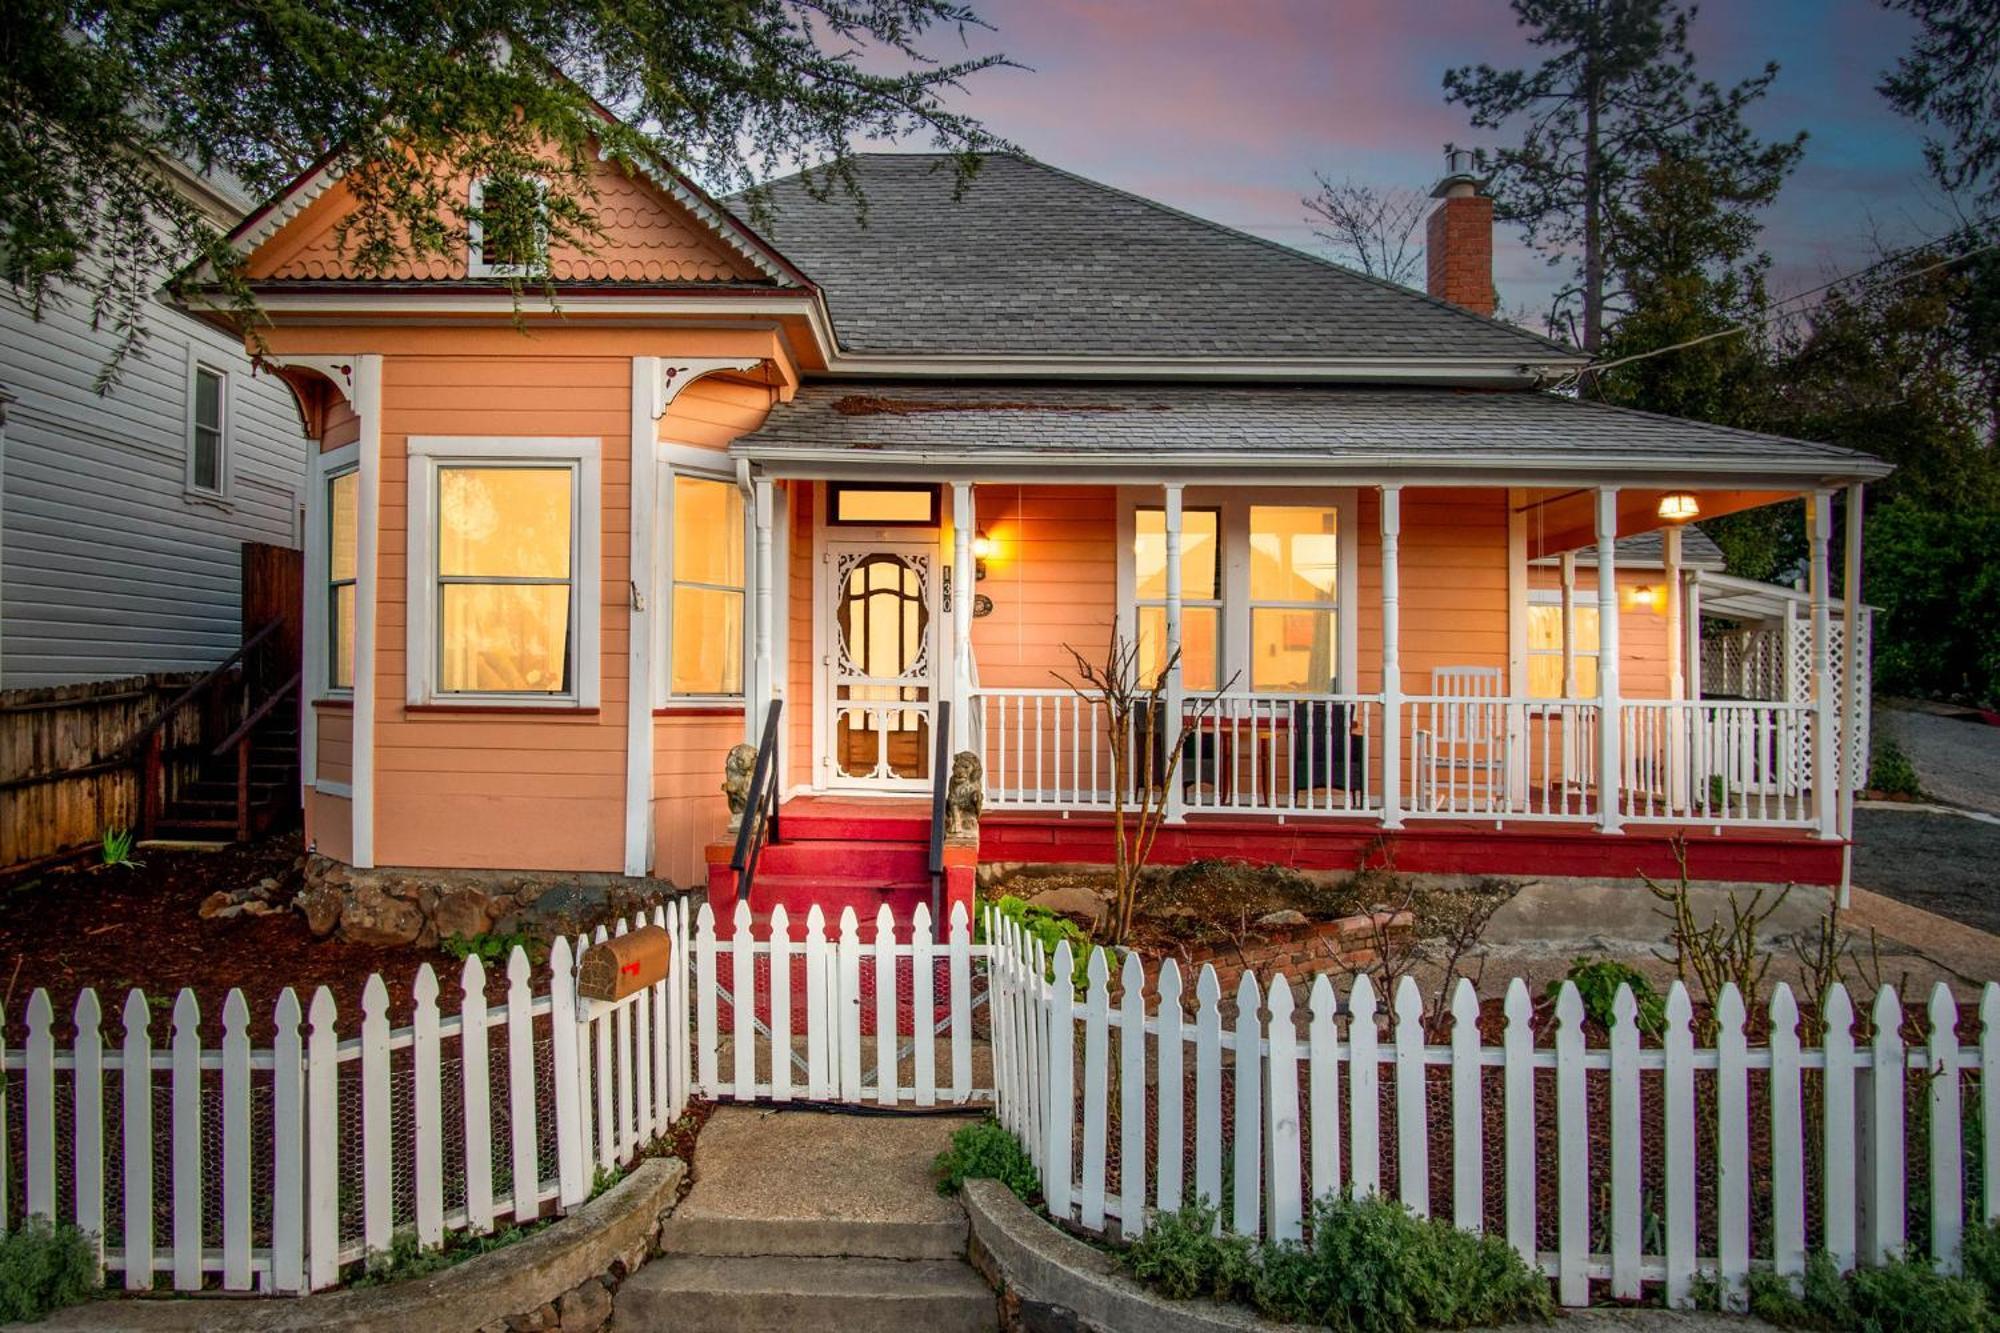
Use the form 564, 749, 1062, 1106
820, 539, 941, 790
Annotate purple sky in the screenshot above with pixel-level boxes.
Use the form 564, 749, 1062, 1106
894, 0, 1950, 328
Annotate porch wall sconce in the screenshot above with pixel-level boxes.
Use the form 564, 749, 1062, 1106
972, 528, 994, 581
1657, 492, 1700, 522
1626, 584, 1663, 613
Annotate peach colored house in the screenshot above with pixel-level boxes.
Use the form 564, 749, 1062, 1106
196, 140, 1887, 918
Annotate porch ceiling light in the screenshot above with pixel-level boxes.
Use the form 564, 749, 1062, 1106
1658, 492, 1700, 522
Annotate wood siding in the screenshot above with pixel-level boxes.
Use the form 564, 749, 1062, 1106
652, 712, 738, 888
971, 485, 1118, 688
1, 281, 308, 687
371, 349, 631, 871
1527, 565, 1674, 700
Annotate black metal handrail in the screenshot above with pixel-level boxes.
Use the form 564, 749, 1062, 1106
927, 700, 952, 921
730, 700, 784, 903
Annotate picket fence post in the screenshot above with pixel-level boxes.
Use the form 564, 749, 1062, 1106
1155, 959, 1186, 1215
1929, 984, 1964, 1274
1265, 974, 1302, 1245
305, 987, 339, 1290
271, 988, 306, 1294
1822, 983, 1857, 1271
120, 990, 153, 1291
1078, 947, 1110, 1233
1119, 951, 1148, 1236
1307, 973, 1341, 1207
912, 904, 935, 1107
221, 989, 253, 1290
1553, 981, 1587, 1307
171, 989, 202, 1290
73, 990, 104, 1278
462, 955, 496, 1232
1662, 982, 1696, 1305
1193, 965, 1223, 1214
695, 904, 719, 1096
1448, 979, 1481, 1233
548, 936, 586, 1208
1045, 940, 1076, 1224
1392, 977, 1428, 1218
838, 907, 864, 1103
875, 904, 898, 1108
1716, 985, 1750, 1306
412, 966, 444, 1250
505, 948, 539, 1224
1231, 970, 1262, 1239
1868, 985, 1906, 1265
1501, 978, 1536, 1266
1608, 984, 1641, 1301
732, 901, 755, 1101
1770, 984, 1806, 1283
1347, 973, 1380, 1199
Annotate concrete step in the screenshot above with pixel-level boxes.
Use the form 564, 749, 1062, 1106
614, 1254, 996, 1333
658, 1211, 966, 1260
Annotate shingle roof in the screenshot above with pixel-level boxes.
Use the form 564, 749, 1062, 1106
731, 382, 1891, 481
730, 153, 1578, 364
1533, 527, 1728, 570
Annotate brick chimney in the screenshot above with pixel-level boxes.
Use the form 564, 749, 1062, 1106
1425, 148, 1495, 317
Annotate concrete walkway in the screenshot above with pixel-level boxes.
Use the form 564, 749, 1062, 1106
615, 1107, 996, 1331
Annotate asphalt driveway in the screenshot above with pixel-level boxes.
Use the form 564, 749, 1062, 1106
1851, 806, 2000, 934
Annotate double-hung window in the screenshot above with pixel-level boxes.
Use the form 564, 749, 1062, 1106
1124, 491, 1354, 695
669, 474, 747, 697
188, 361, 227, 496
1133, 507, 1220, 690
327, 468, 358, 690
406, 438, 601, 707
1527, 589, 1599, 698
1248, 505, 1340, 692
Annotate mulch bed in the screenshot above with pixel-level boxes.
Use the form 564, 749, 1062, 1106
0, 831, 495, 1035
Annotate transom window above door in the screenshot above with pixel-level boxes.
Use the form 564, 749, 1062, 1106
828, 483, 939, 527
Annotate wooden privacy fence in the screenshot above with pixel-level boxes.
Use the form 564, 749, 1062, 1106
987, 911, 1998, 1309
0, 674, 204, 874
691, 899, 989, 1107
0, 903, 692, 1294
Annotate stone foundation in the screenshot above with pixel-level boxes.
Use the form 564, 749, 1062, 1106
296, 855, 686, 948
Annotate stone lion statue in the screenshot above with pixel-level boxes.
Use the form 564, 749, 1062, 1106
722, 743, 759, 831
945, 750, 984, 842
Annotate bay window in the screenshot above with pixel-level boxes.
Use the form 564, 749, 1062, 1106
405, 437, 600, 707
669, 474, 747, 696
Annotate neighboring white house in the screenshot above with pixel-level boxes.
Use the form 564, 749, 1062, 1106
0, 160, 309, 688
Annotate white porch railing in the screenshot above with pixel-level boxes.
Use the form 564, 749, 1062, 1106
974, 688, 1826, 831
974, 689, 1383, 816
1404, 696, 1600, 821
1619, 700, 1816, 827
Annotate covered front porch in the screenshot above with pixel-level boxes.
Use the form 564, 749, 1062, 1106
726, 383, 1883, 891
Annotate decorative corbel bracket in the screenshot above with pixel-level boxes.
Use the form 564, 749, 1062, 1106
255, 354, 357, 405
651, 358, 762, 421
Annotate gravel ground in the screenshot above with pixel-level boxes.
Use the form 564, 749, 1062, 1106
1875, 704, 2000, 814
1851, 806, 2000, 934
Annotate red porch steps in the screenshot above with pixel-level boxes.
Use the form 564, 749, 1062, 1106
704, 798, 976, 939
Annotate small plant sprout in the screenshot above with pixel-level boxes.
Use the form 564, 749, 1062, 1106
100, 825, 140, 869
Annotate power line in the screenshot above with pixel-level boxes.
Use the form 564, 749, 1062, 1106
1558, 216, 2000, 389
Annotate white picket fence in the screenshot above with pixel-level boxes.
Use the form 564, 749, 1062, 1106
987, 910, 1999, 1308
691, 899, 989, 1107
0, 902, 693, 1294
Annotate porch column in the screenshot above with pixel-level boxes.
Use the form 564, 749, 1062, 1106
1663, 526, 1686, 815
1380, 486, 1404, 830
1809, 489, 1837, 841
351, 355, 383, 869
951, 482, 975, 754
1163, 484, 1186, 823
1685, 573, 1704, 703
1595, 488, 1623, 833
1839, 483, 1865, 903
752, 476, 775, 730
1559, 552, 1578, 698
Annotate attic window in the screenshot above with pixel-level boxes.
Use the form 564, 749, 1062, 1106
467, 175, 546, 277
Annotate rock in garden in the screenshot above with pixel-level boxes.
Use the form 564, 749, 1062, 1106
339, 884, 423, 947
239, 899, 277, 917
198, 890, 237, 920
433, 886, 495, 940
557, 1279, 613, 1332
1023, 886, 1107, 923
1255, 909, 1309, 928
295, 882, 343, 937
255, 876, 281, 898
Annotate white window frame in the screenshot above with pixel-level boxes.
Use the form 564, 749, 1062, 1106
466, 175, 547, 279
1527, 587, 1599, 700
1116, 487, 1359, 696
306, 444, 360, 701
1129, 503, 1224, 691
655, 444, 754, 706
405, 436, 601, 709
185, 353, 230, 500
